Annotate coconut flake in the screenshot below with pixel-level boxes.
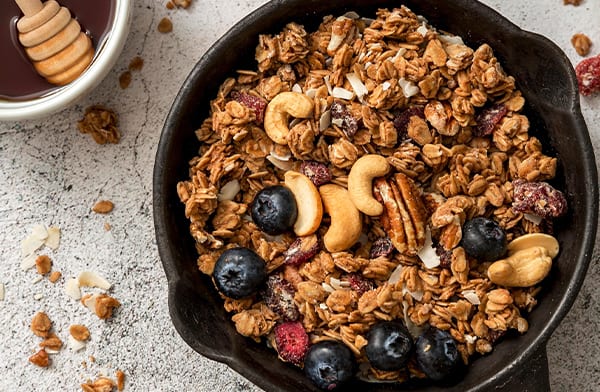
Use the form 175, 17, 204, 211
390, 48, 407, 63
465, 334, 477, 345
332, 87, 354, 100
266, 155, 294, 171
319, 110, 331, 132
319, 303, 328, 310
21, 253, 37, 271
82, 294, 98, 313
388, 264, 403, 285
31, 275, 43, 284
33, 293, 43, 300
439, 34, 464, 45
65, 278, 81, 300
217, 179, 241, 201
416, 23, 428, 37
68, 335, 87, 352
324, 75, 333, 96
305, 88, 318, 99
321, 282, 335, 293
78, 271, 111, 290
331, 118, 344, 127
461, 289, 481, 305
45, 226, 61, 250
382, 81, 391, 91
31, 224, 48, 241
418, 229, 441, 269
346, 73, 368, 103
326, 16, 350, 52
21, 236, 45, 259
399, 78, 420, 98
45, 348, 60, 355
329, 277, 350, 291
524, 213, 543, 225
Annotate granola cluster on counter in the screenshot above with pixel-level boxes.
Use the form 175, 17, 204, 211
177, 6, 567, 386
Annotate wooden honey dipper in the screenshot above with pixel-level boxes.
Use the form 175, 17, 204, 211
14, 0, 95, 86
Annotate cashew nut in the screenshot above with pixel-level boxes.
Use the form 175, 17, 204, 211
284, 171, 323, 236
263, 92, 314, 145
319, 184, 362, 252
487, 246, 552, 287
348, 154, 390, 216
506, 233, 559, 258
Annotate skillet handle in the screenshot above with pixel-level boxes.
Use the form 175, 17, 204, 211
499, 345, 550, 391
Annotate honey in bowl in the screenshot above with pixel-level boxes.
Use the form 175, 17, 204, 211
0, 0, 115, 101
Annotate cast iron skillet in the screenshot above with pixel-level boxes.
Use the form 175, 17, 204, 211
153, 0, 598, 390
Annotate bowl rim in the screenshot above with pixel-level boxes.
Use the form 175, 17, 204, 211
0, 0, 133, 122
154, 0, 599, 390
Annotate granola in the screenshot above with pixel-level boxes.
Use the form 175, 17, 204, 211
177, 6, 567, 386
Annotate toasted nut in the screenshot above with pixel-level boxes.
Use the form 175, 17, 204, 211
264, 92, 314, 145
31, 312, 52, 338
69, 324, 90, 341
507, 233, 559, 258
348, 154, 390, 216
319, 184, 362, 252
487, 246, 552, 287
29, 349, 50, 367
284, 171, 323, 236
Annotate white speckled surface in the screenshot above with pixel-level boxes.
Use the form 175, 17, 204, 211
0, 1, 599, 391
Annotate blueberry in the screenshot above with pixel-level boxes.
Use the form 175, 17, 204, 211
212, 247, 267, 299
251, 185, 297, 235
304, 340, 356, 390
365, 321, 413, 371
461, 217, 507, 261
415, 328, 462, 381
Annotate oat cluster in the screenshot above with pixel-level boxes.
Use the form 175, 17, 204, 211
177, 7, 564, 382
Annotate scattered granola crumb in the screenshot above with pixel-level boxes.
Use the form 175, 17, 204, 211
173, 0, 192, 8
49, 271, 62, 283
119, 71, 132, 89
157, 17, 173, 33
35, 255, 52, 275
82, 293, 121, 319
39, 333, 63, 351
575, 53, 600, 96
104, 222, 112, 231
116, 370, 125, 391
166, 1, 175, 9
29, 349, 50, 367
89, 355, 96, 363
81, 377, 115, 392
31, 312, 52, 338
128, 56, 144, 72
92, 200, 114, 214
33, 293, 44, 301
77, 106, 121, 145
571, 33, 592, 57
70, 324, 91, 341
563, 0, 582, 4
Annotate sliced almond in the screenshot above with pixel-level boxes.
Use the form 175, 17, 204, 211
65, 278, 81, 300
21, 236, 45, 259
21, 253, 37, 271
31, 224, 49, 241
68, 335, 87, 352
78, 271, 111, 290
81, 293, 98, 313
507, 233, 560, 258
284, 171, 324, 236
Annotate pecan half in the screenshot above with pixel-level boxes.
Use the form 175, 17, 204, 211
374, 173, 427, 255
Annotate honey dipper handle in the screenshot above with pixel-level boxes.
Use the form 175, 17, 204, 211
14, 0, 44, 17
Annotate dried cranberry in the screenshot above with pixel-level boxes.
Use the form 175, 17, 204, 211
230, 91, 267, 123
262, 275, 299, 321
300, 161, 332, 187
346, 273, 374, 296
330, 101, 359, 137
488, 329, 506, 345
575, 54, 600, 96
474, 103, 508, 136
284, 234, 320, 266
393, 106, 425, 141
369, 237, 394, 259
512, 179, 567, 218
274, 321, 310, 365
434, 241, 453, 268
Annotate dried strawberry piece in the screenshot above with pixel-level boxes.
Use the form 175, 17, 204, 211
474, 103, 508, 136
230, 91, 267, 123
274, 321, 310, 365
262, 275, 299, 321
369, 237, 394, 259
346, 273, 374, 296
284, 234, 320, 266
300, 161, 332, 187
512, 179, 567, 218
330, 100, 359, 137
393, 106, 425, 141
575, 54, 600, 96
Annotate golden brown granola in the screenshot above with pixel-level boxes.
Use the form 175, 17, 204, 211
571, 33, 592, 57
157, 17, 173, 33
118, 71, 131, 89
177, 6, 564, 383
39, 332, 63, 351
35, 255, 52, 275
92, 200, 115, 214
116, 370, 125, 391
77, 106, 121, 145
70, 324, 91, 341
29, 349, 50, 367
81, 377, 116, 392
31, 312, 52, 338
49, 270, 62, 283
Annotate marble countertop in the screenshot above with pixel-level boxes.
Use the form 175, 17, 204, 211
1, 0, 599, 391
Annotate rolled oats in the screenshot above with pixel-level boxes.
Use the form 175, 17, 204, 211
177, 5, 566, 384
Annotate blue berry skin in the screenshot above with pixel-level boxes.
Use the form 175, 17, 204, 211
365, 321, 413, 371
461, 217, 507, 261
415, 328, 461, 381
212, 247, 267, 299
304, 341, 356, 390
251, 185, 297, 235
